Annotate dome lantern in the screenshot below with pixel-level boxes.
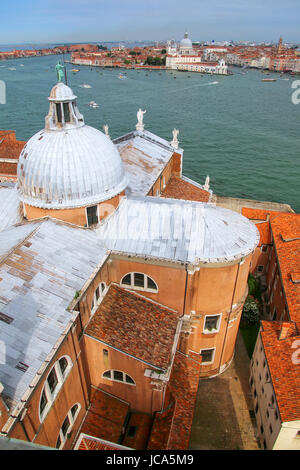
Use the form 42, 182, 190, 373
45, 81, 85, 131
17, 78, 128, 212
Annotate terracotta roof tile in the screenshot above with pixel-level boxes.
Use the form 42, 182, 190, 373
270, 214, 300, 323
147, 350, 201, 450
79, 387, 129, 443
85, 284, 180, 369
161, 176, 210, 203
260, 321, 300, 423
75, 434, 131, 450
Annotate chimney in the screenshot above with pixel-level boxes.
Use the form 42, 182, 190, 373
278, 322, 292, 340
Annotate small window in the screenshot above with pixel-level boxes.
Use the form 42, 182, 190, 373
40, 390, 48, 414
261, 245, 268, 253
122, 274, 131, 285
103, 370, 111, 379
71, 404, 79, 419
86, 205, 98, 226
113, 370, 124, 382
257, 265, 264, 273
271, 395, 275, 405
269, 424, 273, 434
47, 368, 58, 394
127, 426, 137, 438
204, 314, 221, 333
61, 415, 70, 438
134, 273, 144, 288
255, 403, 259, 414
126, 374, 135, 384
59, 357, 68, 377
200, 348, 215, 364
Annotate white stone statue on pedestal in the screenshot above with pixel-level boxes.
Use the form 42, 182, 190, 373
103, 124, 110, 139
170, 128, 179, 149
204, 175, 210, 191
136, 109, 146, 131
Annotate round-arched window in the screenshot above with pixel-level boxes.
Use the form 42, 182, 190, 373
120, 273, 158, 292
91, 281, 107, 314
102, 369, 135, 386
56, 403, 81, 449
39, 355, 72, 422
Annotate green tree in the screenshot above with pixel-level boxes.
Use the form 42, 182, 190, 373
242, 296, 260, 325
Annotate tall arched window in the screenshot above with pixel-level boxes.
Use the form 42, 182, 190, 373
120, 273, 158, 293
91, 281, 107, 314
56, 403, 81, 449
39, 355, 72, 422
102, 370, 135, 386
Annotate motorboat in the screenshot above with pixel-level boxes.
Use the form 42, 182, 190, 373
89, 101, 99, 108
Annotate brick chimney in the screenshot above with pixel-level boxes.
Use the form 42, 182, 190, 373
278, 322, 292, 340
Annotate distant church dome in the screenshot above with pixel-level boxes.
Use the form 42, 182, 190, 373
180, 32, 193, 49
17, 81, 127, 209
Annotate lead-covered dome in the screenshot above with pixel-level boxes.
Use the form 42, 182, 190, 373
17, 82, 127, 209
180, 32, 193, 48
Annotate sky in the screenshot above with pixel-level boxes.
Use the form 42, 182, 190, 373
0, 0, 299, 45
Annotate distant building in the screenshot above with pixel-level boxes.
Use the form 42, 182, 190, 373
166, 32, 228, 75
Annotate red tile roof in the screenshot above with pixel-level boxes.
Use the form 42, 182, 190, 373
161, 176, 210, 203
79, 386, 129, 444
75, 434, 132, 450
241, 208, 293, 247
147, 350, 201, 450
85, 284, 180, 369
270, 213, 300, 323
0, 131, 25, 160
260, 321, 300, 423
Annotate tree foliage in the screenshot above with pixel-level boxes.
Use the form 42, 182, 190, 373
242, 295, 260, 325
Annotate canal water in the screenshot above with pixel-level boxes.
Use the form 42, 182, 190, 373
0, 54, 299, 211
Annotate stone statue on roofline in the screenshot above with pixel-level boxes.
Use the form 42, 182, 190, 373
136, 109, 146, 131
103, 124, 110, 139
56, 61, 65, 83
170, 128, 179, 149
204, 175, 210, 191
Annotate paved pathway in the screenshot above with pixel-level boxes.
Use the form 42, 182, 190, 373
189, 331, 259, 450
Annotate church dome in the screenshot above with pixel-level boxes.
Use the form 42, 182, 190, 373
17, 82, 127, 210
180, 32, 193, 48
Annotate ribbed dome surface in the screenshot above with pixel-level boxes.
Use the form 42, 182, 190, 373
49, 82, 77, 102
17, 125, 128, 209
180, 38, 193, 48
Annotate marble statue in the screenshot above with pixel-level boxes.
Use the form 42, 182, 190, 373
204, 175, 210, 191
136, 109, 146, 130
103, 124, 110, 138
170, 128, 179, 149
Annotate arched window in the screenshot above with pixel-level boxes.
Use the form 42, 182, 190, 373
39, 356, 72, 422
102, 370, 135, 386
56, 403, 81, 449
91, 281, 107, 314
120, 273, 158, 293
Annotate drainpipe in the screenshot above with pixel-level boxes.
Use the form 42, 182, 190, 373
218, 261, 241, 374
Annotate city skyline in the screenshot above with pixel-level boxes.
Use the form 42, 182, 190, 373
1, 0, 300, 45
